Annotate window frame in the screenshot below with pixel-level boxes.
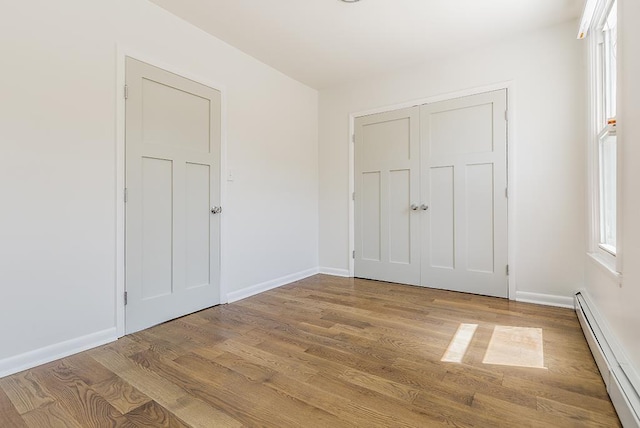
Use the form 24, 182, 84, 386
587, 0, 621, 275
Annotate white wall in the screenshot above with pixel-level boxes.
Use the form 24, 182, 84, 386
584, 0, 640, 377
319, 21, 586, 300
0, 0, 318, 367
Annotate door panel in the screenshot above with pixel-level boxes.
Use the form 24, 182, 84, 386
141, 157, 173, 299
125, 57, 221, 334
185, 162, 211, 289
141, 78, 211, 152
389, 169, 411, 264
355, 107, 420, 285
362, 118, 411, 164
429, 103, 494, 157
429, 166, 455, 269
421, 90, 508, 298
361, 171, 381, 261
466, 163, 495, 273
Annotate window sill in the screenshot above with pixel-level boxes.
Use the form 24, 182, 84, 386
587, 252, 622, 285
598, 243, 616, 256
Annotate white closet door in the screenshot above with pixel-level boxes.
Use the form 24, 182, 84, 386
420, 90, 508, 297
125, 57, 221, 334
354, 107, 421, 285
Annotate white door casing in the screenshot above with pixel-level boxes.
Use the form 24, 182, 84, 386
354, 107, 421, 285
125, 57, 221, 334
421, 90, 508, 297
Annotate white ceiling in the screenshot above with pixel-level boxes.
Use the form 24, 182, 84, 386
149, 0, 583, 89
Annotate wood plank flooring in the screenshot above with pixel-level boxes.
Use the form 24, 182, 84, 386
0, 275, 621, 427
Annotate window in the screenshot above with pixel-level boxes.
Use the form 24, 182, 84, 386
598, 128, 616, 254
601, 3, 617, 124
583, 0, 618, 267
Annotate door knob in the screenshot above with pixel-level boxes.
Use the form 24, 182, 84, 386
420, 204, 429, 211
410, 204, 419, 211
211, 206, 222, 214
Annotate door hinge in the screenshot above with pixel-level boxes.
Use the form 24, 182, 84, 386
505, 187, 508, 198
352, 134, 355, 143
124, 291, 128, 305
124, 85, 129, 100
352, 250, 355, 259
124, 188, 128, 203
352, 192, 355, 201
504, 109, 508, 121
506, 265, 510, 276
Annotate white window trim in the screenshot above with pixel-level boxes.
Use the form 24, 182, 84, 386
586, 0, 622, 278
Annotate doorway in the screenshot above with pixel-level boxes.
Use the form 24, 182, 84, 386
354, 89, 508, 298
124, 57, 222, 334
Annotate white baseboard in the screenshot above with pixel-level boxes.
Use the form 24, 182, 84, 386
226, 267, 319, 303
318, 267, 351, 277
515, 291, 574, 308
0, 327, 117, 379
575, 292, 640, 427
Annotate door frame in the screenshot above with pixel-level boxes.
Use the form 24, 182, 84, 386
115, 46, 228, 337
348, 81, 516, 299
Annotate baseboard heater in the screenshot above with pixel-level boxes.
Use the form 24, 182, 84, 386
575, 292, 640, 427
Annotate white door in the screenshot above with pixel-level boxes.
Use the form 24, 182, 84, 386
420, 90, 508, 297
125, 57, 221, 334
354, 107, 421, 285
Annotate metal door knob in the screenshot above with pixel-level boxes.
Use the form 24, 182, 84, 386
420, 204, 429, 211
410, 204, 419, 211
211, 206, 222, 214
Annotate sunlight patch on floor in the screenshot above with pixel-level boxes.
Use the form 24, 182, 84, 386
441, 323, 478, 363
482, 326, 546, 369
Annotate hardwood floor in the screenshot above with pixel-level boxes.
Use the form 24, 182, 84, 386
0, 275, 621, 427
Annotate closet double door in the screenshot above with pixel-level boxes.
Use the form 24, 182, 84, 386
354, 90, 508, 298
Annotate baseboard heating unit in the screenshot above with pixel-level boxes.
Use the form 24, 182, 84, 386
575, 292, 640, 427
